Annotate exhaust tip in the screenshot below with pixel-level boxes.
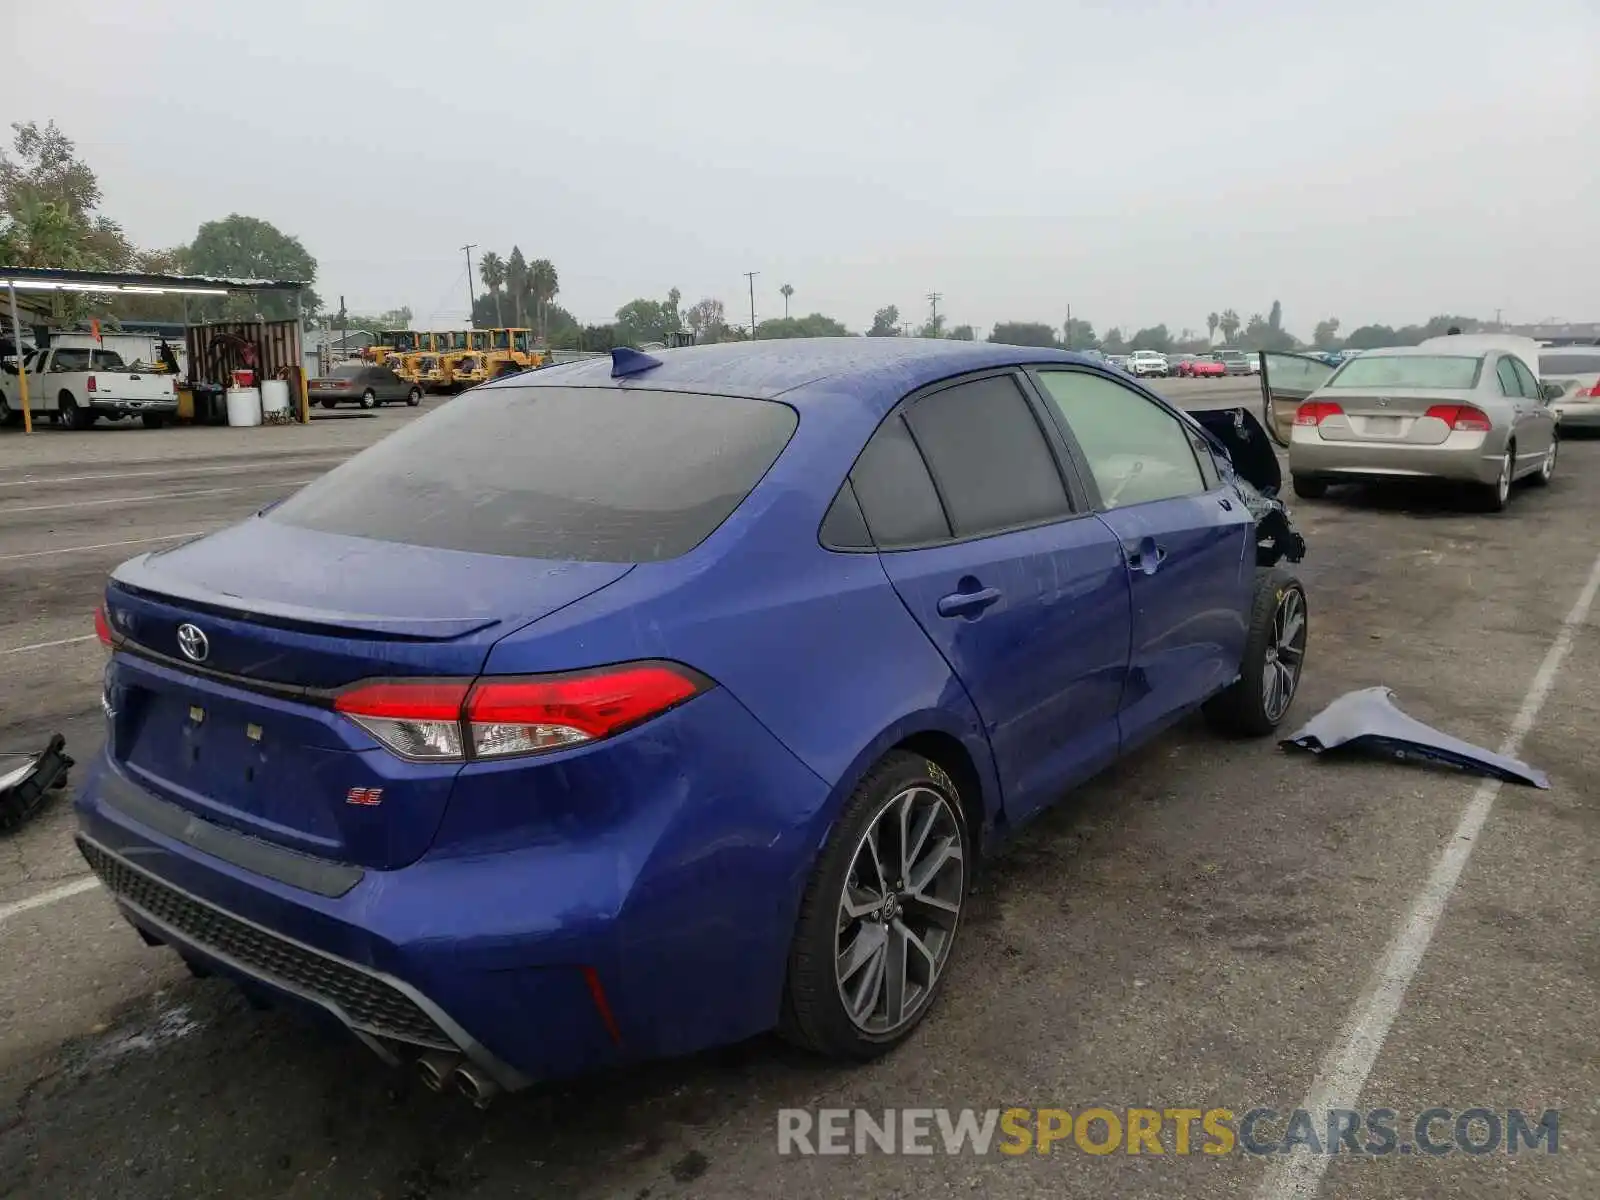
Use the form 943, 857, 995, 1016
417, 1051, 460, 1093
452, 1064, 501, 1110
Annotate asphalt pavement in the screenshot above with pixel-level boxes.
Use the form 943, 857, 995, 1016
0, 378, 1594, 1199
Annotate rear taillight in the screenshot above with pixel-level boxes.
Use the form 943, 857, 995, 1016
1294, 401, 1344, 426
93, 603, 112, 648
1587, 383, 1600, 398
86, 375, 97, 393
1423, 404, 1491, 432
333, 662, 709, 762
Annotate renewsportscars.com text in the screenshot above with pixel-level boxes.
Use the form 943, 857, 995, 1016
777, 1106, 1560, 1157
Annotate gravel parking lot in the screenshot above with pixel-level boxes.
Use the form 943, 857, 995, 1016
1, 379, 1595, 1200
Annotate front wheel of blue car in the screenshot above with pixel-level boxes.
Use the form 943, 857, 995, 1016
1204, 567, 1308, 738
781, 751, 970, 1061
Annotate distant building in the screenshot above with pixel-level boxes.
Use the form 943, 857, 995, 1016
1494, 321, 1600, 346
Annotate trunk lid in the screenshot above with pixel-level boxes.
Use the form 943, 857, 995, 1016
1311, 389, 1474, 446
103, 520, 633, 869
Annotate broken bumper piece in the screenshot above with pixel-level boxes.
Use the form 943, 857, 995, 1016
0, 733, 74, 834
1280, 687, 1549, 789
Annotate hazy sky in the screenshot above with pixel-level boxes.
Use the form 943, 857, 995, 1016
6, 0, 1597, 338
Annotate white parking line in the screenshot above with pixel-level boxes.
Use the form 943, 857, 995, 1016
0, 457, 342, 488
1256, 547, 1600, 1200
0, 634, 98, 656
2, 480, 315, 515
0, 877, 101, 925
0, 531, 208, 562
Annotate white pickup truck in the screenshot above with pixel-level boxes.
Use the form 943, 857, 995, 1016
0, 345, 179, 430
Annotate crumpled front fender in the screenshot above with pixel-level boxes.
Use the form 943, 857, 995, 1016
1280, 687, 1549, 789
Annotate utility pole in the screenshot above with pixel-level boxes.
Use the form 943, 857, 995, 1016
926, 292, 942, 335
745, 271, 759, 339
1065, 303, 1073, 349
461, 244, 478, 327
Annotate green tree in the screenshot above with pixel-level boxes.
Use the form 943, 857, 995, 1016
1312, 317, 1342, 350
615, 288, 684, 345
1129, 324, 1173, 353
1062, 317, 1097, 349
1343, 324, 1396, 349
528, 258, 559, 341
478, 251, 505, 326
947, 324, 975, 341
757, 312, 851, 339
1206, 311, 1220, 343
685, 297, 727, 342
1101, 327, 1128, 354
184, 213, 320, 320
989, 321, 1058, 347
1218, 309, 1241, 345
1268, 300, 1283, 332
867, 305, 901, 336
917, 313, 946, 338
506, 246, 528, 328
1242, 311, 1298, 351
780, 283, 794, 319
0, 120, 134, 322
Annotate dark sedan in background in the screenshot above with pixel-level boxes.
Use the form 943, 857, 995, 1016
310, 364, 422, 409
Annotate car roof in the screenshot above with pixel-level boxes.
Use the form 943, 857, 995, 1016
491, 337, 1100, 409
1345, 344, 1489, 359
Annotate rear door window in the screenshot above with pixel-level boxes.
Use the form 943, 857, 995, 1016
268, 385, 798, 562
1508, 357, 1540, 399
848, 414, 951, 548
1495, 358, 1520, 396
901, 374, 1073, 538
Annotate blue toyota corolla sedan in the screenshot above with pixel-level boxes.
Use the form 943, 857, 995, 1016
77, 338, 1307, 1106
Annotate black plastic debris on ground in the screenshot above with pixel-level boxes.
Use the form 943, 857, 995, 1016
1280, 687, 1549, 789
0, 733, 74, 833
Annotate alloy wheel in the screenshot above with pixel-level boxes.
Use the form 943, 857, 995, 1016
1540, 442, 1557, 482
835, 786, 965, 1036
1261, 587, 1306, 723
1497, 450, 1513, 505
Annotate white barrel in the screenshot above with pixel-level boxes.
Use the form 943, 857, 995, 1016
225, 387, 262, 427
260, 379, 290, 415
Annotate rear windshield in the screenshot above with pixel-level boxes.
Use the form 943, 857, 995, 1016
267, 385, 799, 561
1326, 355, 1481, 390
329, 364, 366, 378
1540, 353, 1600, 376
50, 348, 126, 371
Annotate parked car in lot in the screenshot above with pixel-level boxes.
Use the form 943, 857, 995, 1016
0, 345, 178, 429
1538, 346, 1600, 431
1105, 354, 1132, 374
79, 339, 1308, 1103
1216, 349, 1258, 376
1188, 354, 1227, 378
1168, 353, 1197, 376
1126, 350, 1170, 378
310, 363, 422, 409
1264, 339, 1558, 510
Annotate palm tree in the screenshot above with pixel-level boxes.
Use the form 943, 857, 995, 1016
528, 259, 559, 342
478, 251, 505, 326
1206, 311, 1220, 344
780, 283, 794, 319
1219, 309, 1241, 345
507, 247, 528, 328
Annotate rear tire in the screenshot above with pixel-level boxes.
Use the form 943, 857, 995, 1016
1529, 439, 1556, 487
359, 390, 376, 409
58, 394, 92, 430
319, 398, 337, 409
1479, 445, 1514, 512
1290, 474, 1328, 499
780, 751, 970, 1062
406, 387, 422, 406
0, 395, 16, 427
1204, 567, 1308, 738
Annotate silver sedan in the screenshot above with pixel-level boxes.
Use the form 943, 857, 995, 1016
1260, 339, 1559, 511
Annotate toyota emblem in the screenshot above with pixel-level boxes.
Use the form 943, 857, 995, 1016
176, 623, 210, 663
